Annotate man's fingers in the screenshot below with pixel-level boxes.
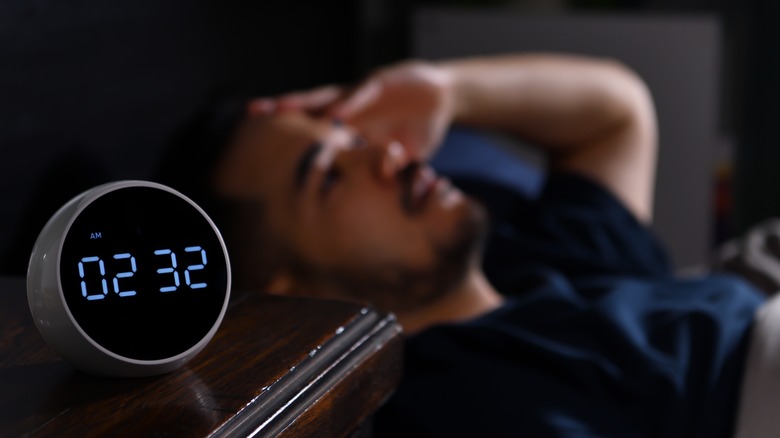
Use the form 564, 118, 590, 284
246, 74, 387, 120
330, 79, 383, 120
246, 98, 276, 115
247, 85, 344, 116
278, 85, 343, 111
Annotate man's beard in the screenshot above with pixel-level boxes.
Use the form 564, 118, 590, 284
289, 199, 488, 313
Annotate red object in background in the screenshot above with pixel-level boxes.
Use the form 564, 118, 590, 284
714, 161, 734, 246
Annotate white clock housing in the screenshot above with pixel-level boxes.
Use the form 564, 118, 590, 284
27, 181, 231, 377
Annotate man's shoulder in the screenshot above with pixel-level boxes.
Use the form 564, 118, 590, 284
381, 274, 763, 436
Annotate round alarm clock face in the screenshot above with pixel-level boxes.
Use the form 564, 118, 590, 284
27, 181, 231, 377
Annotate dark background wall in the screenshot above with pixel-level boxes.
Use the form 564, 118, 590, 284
736, 0, 780, 236
0, 0, 359, 274
1, 0, 778, 274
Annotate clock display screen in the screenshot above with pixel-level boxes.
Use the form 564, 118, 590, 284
60, 186, 229, 361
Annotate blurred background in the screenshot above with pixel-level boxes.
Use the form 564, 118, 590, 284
0, 0, 778, 273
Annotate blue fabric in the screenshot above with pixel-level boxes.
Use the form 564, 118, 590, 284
430, 127, 544, 198
375, 132, 765, 437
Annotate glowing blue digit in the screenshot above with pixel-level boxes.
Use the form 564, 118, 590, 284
78, 256, 108, 301
154, 249, 180, 292
184, 246, 207, 289
112, 253, 137, 297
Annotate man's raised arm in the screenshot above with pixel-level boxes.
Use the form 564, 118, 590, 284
252, 53, 658, 222
443, 54, 657, 222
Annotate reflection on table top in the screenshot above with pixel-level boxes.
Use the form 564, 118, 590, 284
0, 276, 403, 437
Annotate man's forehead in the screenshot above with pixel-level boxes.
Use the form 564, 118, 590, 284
241, 111, 331, 153
238, 113, 353, 185
214, 111, 328, 200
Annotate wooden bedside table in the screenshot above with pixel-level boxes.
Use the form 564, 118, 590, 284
0, 276, 403, 437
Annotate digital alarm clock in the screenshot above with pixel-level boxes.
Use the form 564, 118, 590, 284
27, 181, 231, 377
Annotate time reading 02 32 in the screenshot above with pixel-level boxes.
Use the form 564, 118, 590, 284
27, 181, 231, 377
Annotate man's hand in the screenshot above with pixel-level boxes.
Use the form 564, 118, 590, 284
249, 54, 657, 222
248, 61, 456, 160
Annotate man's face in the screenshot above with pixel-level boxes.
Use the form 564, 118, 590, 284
213, 111, 485, 311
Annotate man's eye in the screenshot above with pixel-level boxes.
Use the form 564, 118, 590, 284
353, 136, 367, 148
321, 167, 341, 194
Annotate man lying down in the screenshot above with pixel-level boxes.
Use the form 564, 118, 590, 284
158, 53, 774, 437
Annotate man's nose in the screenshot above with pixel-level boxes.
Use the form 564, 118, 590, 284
377, 141, 410, 181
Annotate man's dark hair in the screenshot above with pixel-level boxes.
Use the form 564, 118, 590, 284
154, 97, 283, 292
154, 96, 248, 205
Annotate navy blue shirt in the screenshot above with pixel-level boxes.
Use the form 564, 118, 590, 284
375, 171, 764, 437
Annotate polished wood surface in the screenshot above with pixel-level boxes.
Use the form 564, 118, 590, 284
0, 277, 403, 437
